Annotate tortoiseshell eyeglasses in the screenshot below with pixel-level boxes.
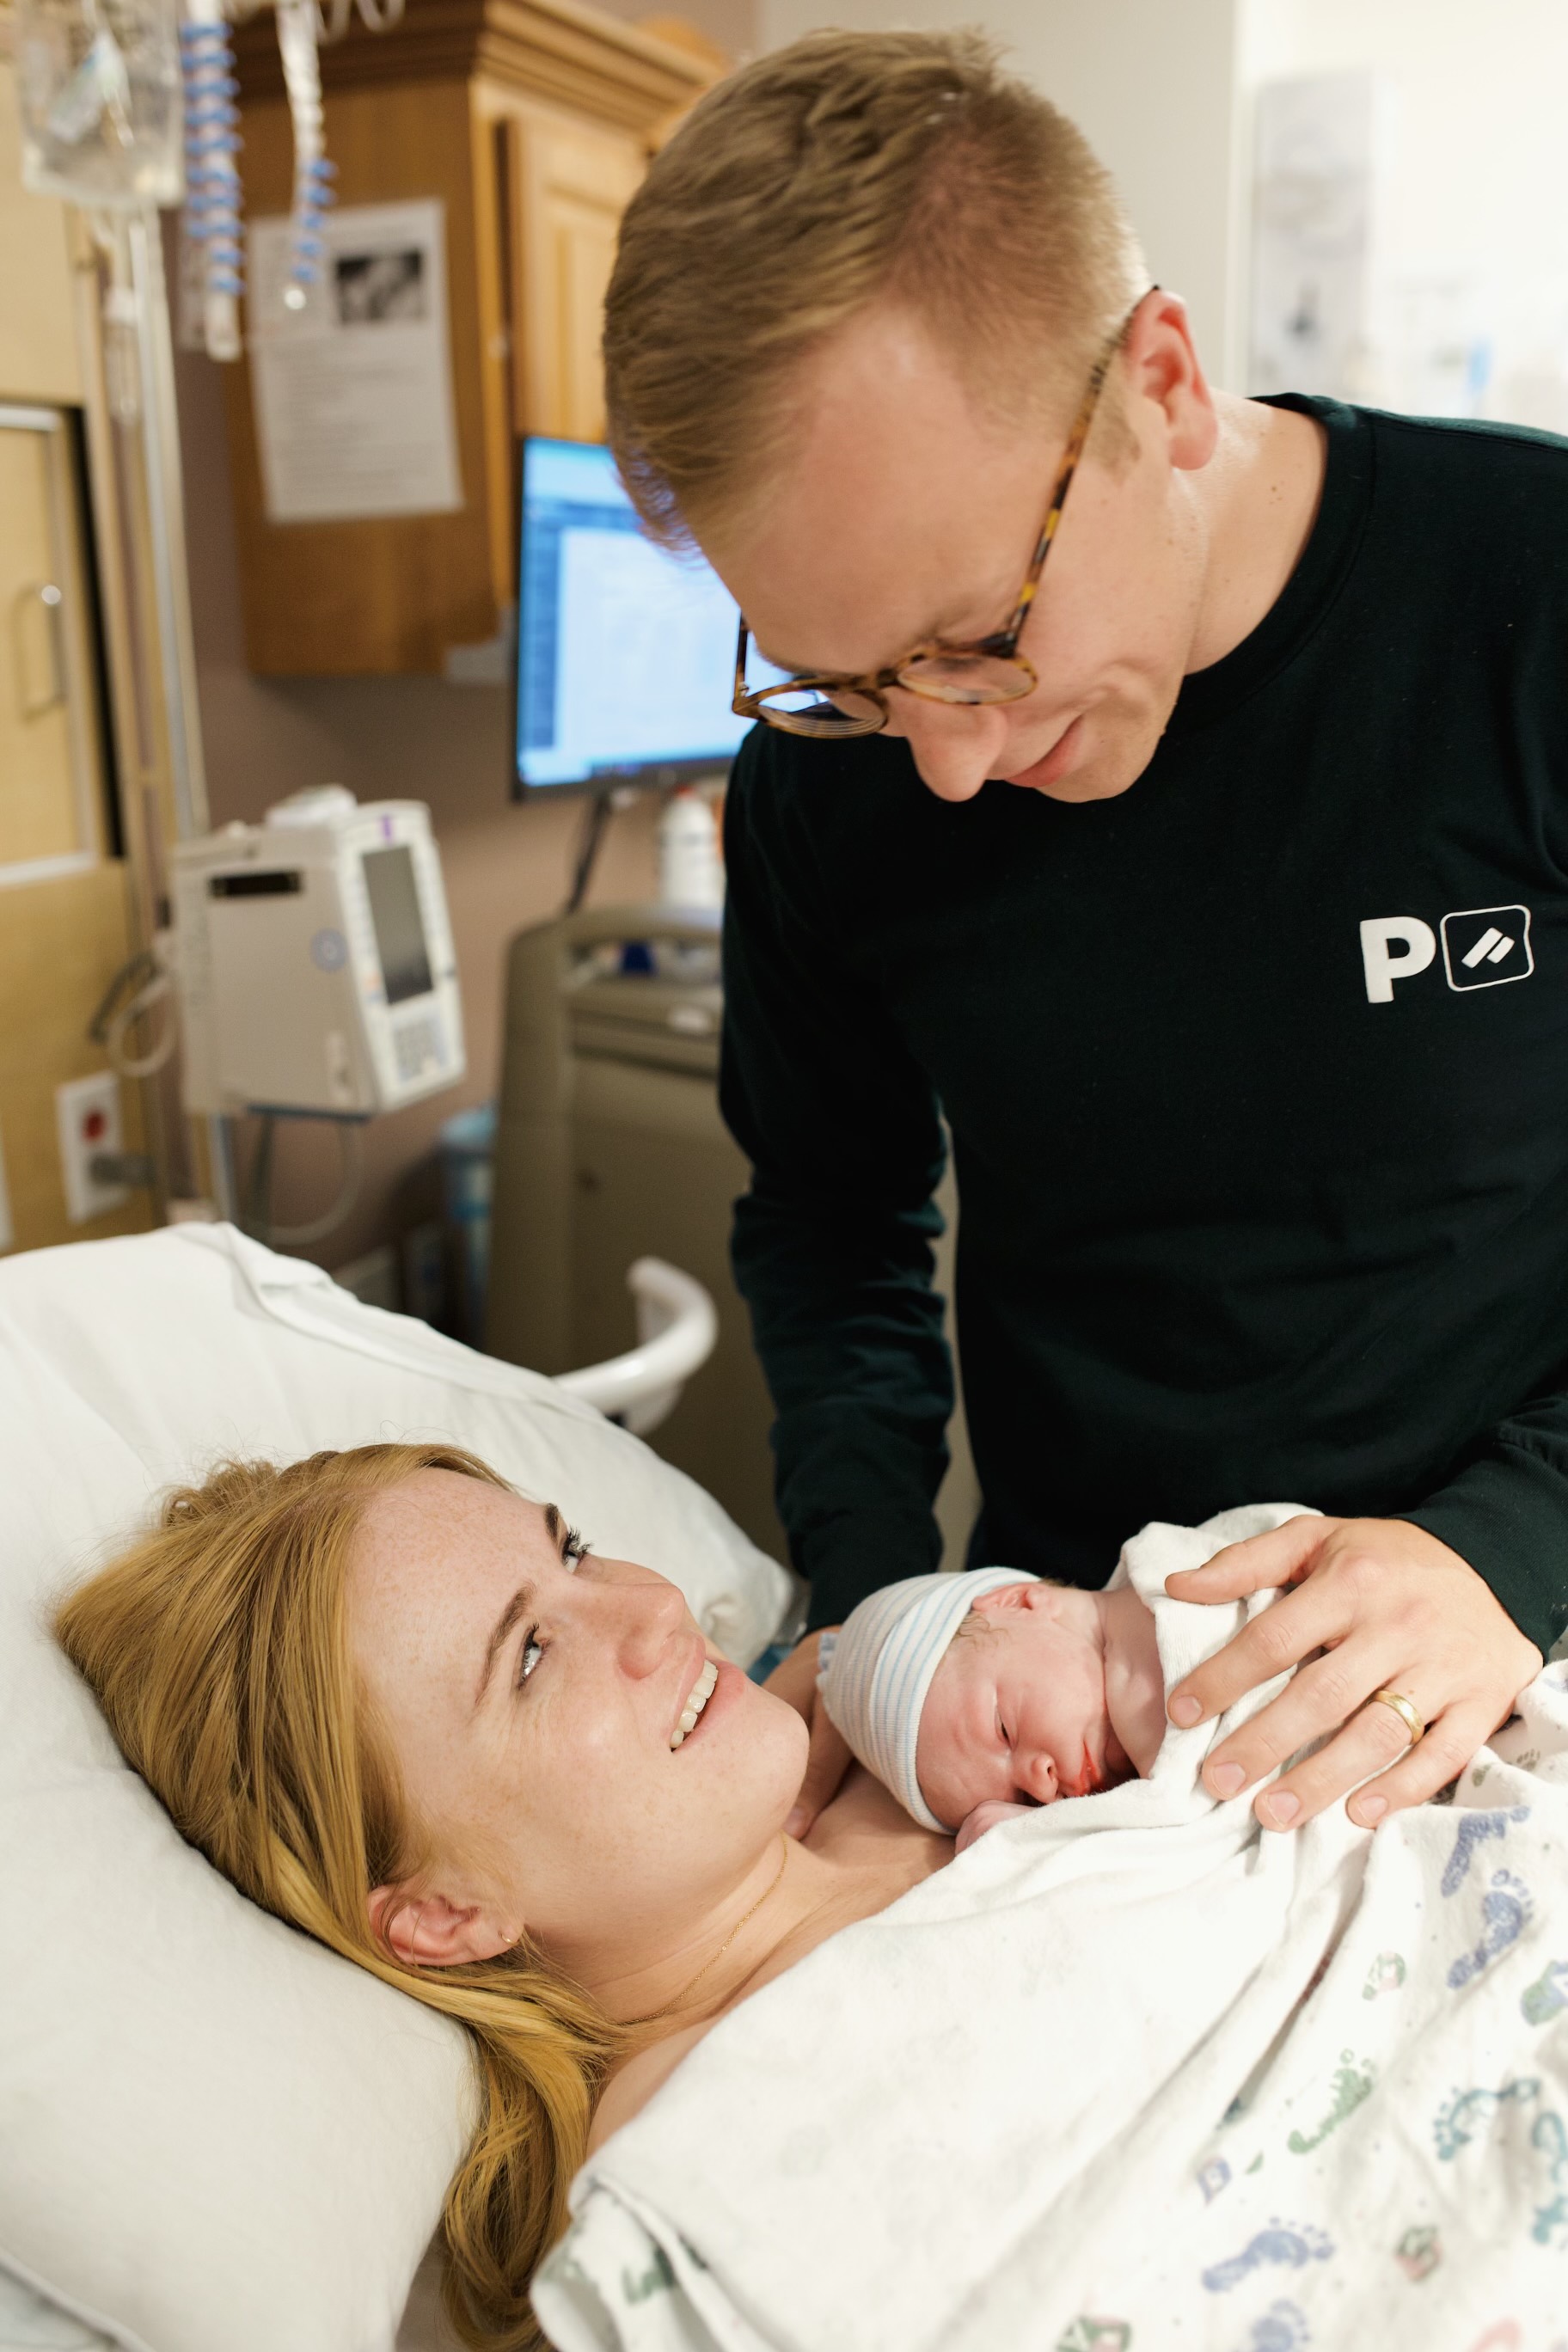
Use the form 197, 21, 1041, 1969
732, 292, 1152, 738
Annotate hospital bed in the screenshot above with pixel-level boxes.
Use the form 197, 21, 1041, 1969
0, 1221, 793, 2352
13, 1224, 1567, 2352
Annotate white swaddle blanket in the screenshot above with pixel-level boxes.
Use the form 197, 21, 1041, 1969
534, 1507, 1568, 2352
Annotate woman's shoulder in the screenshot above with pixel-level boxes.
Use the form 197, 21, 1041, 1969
587, 2021, 710, 2156
810, 1759, 952, 1871
586, 1782, 947, 2154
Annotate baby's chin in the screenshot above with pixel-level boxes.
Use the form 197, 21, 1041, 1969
1070, 1718, 1137, 1798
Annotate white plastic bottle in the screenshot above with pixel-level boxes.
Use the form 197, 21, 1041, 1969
658, 787, 724, 910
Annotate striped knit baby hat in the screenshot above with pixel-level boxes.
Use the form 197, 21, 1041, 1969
818, 1566, 1038, 1831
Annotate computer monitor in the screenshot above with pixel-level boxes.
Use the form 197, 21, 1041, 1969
514, 436, 779, 796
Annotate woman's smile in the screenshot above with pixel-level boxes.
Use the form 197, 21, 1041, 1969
671, 1655, 719, 1747
671, 1656, 747, 1752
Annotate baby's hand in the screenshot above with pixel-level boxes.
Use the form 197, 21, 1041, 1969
955, 1798, 1038, 1855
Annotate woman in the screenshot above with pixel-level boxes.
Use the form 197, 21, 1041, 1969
52, 1442, 947, 2352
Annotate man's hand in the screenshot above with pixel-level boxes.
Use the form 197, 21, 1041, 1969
1164, 1516, 1543, 1832
763, 1627, 853, 1836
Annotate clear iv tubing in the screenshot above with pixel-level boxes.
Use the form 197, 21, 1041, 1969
180, 0, 242, 362
317, 0, 405, 38
275, 0, 334, 309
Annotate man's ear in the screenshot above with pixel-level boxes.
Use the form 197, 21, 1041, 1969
1123, 288, 1216, 473
368, 1883, 519, 1967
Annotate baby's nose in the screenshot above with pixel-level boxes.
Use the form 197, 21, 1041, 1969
1014, 1749, 1059, 1805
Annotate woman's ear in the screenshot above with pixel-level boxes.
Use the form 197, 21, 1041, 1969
368, 1883, 519, 1967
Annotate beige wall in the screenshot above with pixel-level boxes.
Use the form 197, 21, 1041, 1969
758, 0, 1247, 389
172, 333, 659, 1273
1242, 0, 1568, 429
598, 0, 757, 61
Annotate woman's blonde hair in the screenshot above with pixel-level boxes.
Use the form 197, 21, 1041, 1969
52, 1443, 631, 2352
604, 27, 1147, 554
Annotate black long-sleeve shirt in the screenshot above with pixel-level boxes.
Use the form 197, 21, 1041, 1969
720, 395, 1568, 1660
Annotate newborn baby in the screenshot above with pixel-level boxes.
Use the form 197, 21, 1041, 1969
820, 1507, 1310, 1851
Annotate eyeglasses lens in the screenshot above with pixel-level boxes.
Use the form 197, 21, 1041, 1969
756, 684, 885, 735
750, 654, 1034, 735
897, 652, 1036, 707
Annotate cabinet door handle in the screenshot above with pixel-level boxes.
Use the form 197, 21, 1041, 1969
11, 580, 67, 720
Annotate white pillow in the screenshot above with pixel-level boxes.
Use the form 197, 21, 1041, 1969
0, 1224, 791, 2352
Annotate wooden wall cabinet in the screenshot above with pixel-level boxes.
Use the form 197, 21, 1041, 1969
226, 0, 712, 676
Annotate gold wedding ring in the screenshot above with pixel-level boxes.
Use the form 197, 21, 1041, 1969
1369, 1687, 1425, 1747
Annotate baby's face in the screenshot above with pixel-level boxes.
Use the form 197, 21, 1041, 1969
916, 1582, 1131, 1831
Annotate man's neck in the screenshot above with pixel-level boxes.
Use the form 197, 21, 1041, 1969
1184, 392, 1328, 678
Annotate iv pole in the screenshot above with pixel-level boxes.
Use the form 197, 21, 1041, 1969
23, 0, 401, 1223
132, 205, 239, 1216
81, 202, 236, 1218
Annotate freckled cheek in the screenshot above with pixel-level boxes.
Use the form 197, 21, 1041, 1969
515, 1700, 670, 1824
452, 1706, 641, 1839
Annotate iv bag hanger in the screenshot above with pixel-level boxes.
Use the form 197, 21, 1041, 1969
179, 0, 404, 364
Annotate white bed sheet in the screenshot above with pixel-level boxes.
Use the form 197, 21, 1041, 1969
537, 1516, 1568, 2352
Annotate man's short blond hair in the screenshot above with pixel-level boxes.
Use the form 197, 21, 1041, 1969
603, 28, 1146, 553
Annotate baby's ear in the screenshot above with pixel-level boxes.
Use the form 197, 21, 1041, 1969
1015, 1580, 1065, 1614
971, 1579, 1046, 1617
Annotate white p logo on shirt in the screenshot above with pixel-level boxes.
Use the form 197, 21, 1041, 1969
1360, 916, 1436, 1004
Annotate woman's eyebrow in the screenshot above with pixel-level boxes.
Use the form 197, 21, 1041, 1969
475, 1584, 535, 1710
472, 1504, 572, 1708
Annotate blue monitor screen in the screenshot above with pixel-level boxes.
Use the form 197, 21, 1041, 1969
515, 437, 775, 793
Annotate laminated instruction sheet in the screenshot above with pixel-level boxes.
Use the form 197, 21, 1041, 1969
246, 197, 462, 524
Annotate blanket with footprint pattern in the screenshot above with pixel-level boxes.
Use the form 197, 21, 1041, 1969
533, 1507, 1568, 2352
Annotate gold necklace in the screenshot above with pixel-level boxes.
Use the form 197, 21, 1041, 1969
632, 1832, 791, 2025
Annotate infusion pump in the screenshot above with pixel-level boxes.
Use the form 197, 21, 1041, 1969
170, 787, 465, 1118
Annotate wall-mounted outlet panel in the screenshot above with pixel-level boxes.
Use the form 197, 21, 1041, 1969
56, 1072, 129, 1224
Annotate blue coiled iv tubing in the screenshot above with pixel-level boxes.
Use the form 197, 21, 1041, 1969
180, 5, 243, 360
176, 0, 404, 359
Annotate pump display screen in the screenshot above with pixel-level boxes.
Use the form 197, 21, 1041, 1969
362, 845, 433, 1005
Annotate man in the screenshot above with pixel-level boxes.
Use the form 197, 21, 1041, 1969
603, 28, 1561, 1839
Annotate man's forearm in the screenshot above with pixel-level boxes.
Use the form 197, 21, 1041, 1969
732, 1180, 954, 1626
721, 732, 959, 1628
1400, 1414, 1568, 1662
1400, 1420, 1568, 1665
